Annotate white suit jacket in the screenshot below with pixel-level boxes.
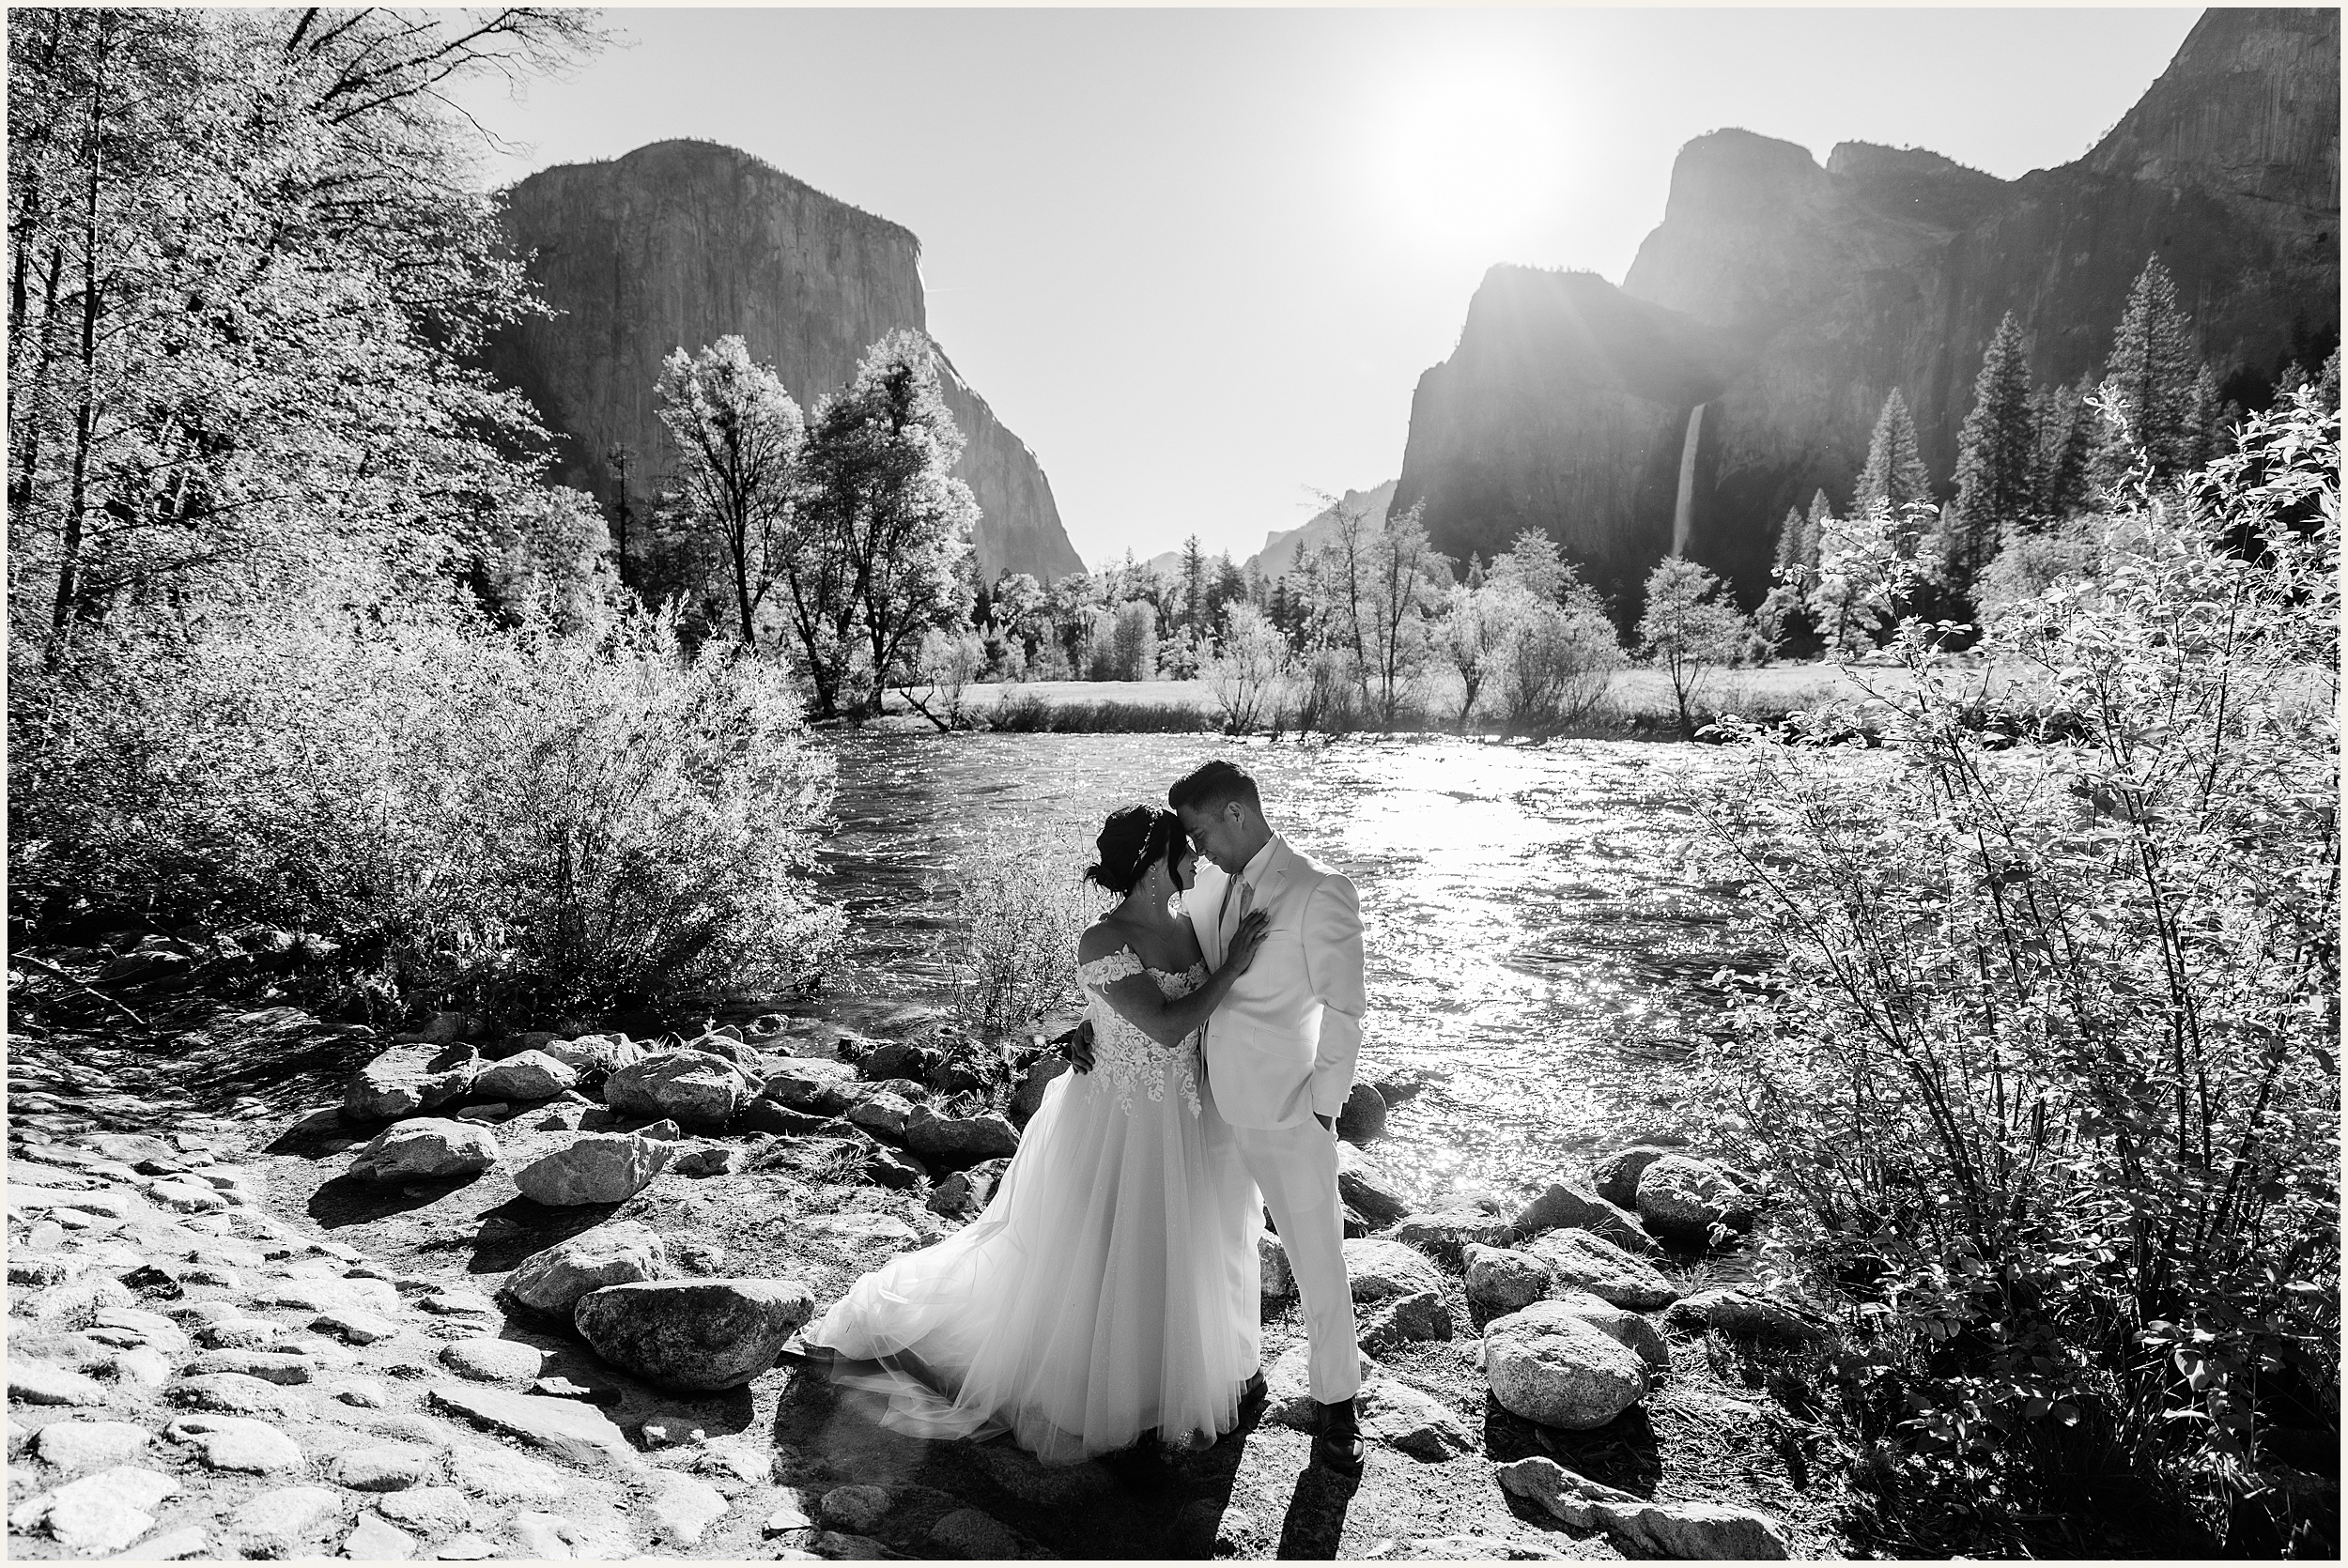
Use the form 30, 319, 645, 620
1191, 835, 1366, 1130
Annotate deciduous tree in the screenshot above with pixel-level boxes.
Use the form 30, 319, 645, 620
1637, 556, 1750, 739
654, 336, 805, 655
798, 330, 978, 715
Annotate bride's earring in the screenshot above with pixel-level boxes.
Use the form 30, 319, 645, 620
1165, 867, 1184, 921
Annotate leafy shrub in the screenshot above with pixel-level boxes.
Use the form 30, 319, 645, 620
1690, 393, 2340, 1553
9, 605, 842, 1021
942, 841, 1093, 1041
1493, 588, 1623, 736
1203, 603, 1290, 733
984, 693, 1211, 733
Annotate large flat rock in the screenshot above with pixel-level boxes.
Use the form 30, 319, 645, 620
425, 1384, 635, 1467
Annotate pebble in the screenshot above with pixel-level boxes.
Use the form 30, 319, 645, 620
103, 1346, 173, 1387
374, 1483, 476, 1535
810, 1530, 895, 1559
230, 1483, 345, 1545
508, 1511, 586, 1557
931, 1508, 1026, 1557
185, 1348, 314, 1385
819, 1483, 892, 1533
9, 1361, 109, 1406
194, 1317, 281, 1350
330, 1377, 391, 1408
116, 1523, 210, 1559
640, 1411, 706, 1448
11, 1465, 180, 1554
314, 1307, 401, 1345
648, 1470, 732, 1547
764, 1498, 817, 1533
165, 1414, 305, 1474
177, 1301, 245, 1326
90, 1306, 189, 1353
328, 1442, 440, 1492
30, 1420, 149, 1470
346, 1513, 420, 1560
439, 1337, 548, 1383
435, 1531, 499, 1559
166, 1371, 301, 1416
448, 1444, 571, 1501
419, 1290, 500, 1318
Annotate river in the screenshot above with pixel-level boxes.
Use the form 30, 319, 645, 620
808, 731, 1770, 1208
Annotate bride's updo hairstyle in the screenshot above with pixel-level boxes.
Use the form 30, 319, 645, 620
1084, 805, 1187, 897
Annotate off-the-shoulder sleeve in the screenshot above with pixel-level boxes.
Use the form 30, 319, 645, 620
1076, 946, 1145, 993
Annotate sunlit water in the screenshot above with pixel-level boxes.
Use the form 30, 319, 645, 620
809, 731, 1771, 1207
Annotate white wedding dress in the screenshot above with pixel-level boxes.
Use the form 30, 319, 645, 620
801, 947, 1262, 1465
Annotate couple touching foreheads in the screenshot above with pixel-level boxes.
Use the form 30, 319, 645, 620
801, 758, 1370, 1476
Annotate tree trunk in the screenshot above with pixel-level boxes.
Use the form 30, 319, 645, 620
53, 66, 107, 645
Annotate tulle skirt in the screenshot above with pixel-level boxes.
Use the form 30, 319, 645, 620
802, 1061, 1262, 1465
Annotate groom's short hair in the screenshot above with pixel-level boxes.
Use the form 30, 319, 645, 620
1169, 759, 1260, 816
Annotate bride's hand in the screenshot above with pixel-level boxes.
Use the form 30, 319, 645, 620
1224, 910, 1271, 975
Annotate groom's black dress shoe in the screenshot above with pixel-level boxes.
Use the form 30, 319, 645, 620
1311, 1397, 1365, 1477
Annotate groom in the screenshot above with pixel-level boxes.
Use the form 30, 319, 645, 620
1171, 758, 1367, 1477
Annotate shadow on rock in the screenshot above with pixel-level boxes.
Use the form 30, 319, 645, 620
621, 1382, 758, 1441
1482, 1395, 1664, 1499
1275, 1463, 1361, 1559
464, 1196, 627, 1276
265, 1108, 369, 1160
306, 1169, 490, 1227
768, 1360, 1250, 1558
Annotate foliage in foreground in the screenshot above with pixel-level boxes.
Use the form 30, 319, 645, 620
942, 841, 1093, 1043
8, 607, 842, 1021
1691, 392, 2340, 1554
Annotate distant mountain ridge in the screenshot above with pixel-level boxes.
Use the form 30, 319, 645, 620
480, 139, 1084, 583
1126, 480, 1398, 582
1394, 7, 2340, 611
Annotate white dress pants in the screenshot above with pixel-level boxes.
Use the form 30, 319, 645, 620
1228, 1115, 1363, 1406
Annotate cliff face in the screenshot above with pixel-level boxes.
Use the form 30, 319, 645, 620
482, 139, 1082, 583
1393, 269, 1732, 609
1398, 8, 2339, 609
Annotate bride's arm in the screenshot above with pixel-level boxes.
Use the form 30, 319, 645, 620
1086, 913, 1269, 1049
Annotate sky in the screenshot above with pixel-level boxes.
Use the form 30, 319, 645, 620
452, 7, 2204, 570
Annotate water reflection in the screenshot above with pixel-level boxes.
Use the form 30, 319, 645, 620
811, 732, 1771, 1205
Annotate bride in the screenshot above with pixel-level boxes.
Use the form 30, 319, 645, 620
800, 805, 1272, 1464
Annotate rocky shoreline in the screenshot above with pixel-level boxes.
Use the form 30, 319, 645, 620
8, 1003, 1855, 1560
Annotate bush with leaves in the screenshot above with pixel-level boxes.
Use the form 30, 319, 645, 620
9, 605, 842, 1022
1203, 602, 1289, 733
1490, 582, 1623, 736
942, 841, 1092, 1044
1689, 390, 2340, 1554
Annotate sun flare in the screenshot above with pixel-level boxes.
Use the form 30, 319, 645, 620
1366, 62, 1572, 243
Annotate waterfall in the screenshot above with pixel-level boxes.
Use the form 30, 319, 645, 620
1670, 402, 1706, 559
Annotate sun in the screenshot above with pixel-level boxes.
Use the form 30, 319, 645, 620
1365, 61, 1572, 246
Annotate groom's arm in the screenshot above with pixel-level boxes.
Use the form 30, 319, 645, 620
1300, 874, 1366, 1124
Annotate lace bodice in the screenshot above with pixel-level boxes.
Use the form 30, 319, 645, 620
1075, 946, 1206, 1118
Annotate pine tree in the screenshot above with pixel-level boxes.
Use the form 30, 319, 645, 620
2031, 374, 2096, 524
1803, 489, 1832, 569
2320, 348, 2342, 414
1947, 313, 2035, 588
1855, 390, 1934, 552
1773, 506, 1805, 575
1180, 534, 1208, 636
2096, 255, 2203, 482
